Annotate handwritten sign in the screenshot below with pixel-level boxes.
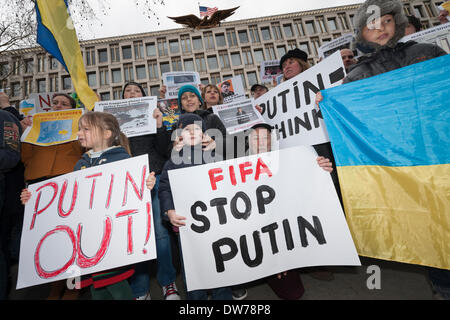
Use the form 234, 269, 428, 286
17, 155, 156, 289
169, 146, 360, 291
255, 51, 346, 149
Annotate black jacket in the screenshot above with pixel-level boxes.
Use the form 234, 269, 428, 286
0, 109, 21, 172
344, 41, 447, 84
74, 146, 130, 170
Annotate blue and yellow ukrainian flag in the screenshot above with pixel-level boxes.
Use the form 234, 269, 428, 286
320, 54, 449, 270
36, 0, 98, 110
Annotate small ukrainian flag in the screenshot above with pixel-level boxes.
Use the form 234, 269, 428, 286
36, 0, 98, 110
320, 54, 450, 270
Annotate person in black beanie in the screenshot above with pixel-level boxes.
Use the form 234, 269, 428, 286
121, 82, 181, 300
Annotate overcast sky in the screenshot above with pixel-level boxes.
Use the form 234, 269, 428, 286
77, 0, 365, 40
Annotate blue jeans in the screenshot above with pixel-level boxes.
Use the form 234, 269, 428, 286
129, 175, 177, 297
177, 234, 232, 300
428, 267, 450, 300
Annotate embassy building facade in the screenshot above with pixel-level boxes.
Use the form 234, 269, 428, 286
0, 0, 446, 107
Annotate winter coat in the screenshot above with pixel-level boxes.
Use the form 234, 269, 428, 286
344, 41, 447, 84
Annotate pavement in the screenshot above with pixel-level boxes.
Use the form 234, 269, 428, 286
7, 255, 437, 300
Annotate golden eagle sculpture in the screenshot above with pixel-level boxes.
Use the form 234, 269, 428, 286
168, 7, 240, 30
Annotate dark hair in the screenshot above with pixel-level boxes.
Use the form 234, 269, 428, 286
79, 111, 131, 155
407, 15, 422, 31
122, 82, 146, 99
201, 84, 223, 109
53, 93, 76, 108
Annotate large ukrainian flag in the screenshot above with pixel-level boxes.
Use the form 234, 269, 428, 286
320, 54, 449, 270
36, 0, 98, 110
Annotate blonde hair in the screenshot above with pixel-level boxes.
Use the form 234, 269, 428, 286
79, 111, 131, 155
282, 58, 311, 81
201, 84, 223, 109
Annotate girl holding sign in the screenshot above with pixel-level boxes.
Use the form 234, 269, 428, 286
21, 111, 157, 300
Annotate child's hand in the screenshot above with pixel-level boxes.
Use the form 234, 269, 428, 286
20, 188, 32, 205
167, 210, 186, 228
315, 92, 323, 108
202, 134, 216, 151
173, 135, 184, 152
153, 108, 163, 128
146, 172, 156, 190
317, 156, 333, 173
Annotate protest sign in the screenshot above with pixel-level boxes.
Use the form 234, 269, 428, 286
19, 92, 58, 116
212, 99, 265, 134
318, 33, 355, 59
255, 51, 346, 149
162, 71, 201, 99
399, 23, 450, 53
21, 109, 83, 147
169, 146, 360, 291
95, 97, 157, 137
17, 155, 156, 289
157, 98, 181, 131
260, 60, 282, 84
219, 77, 246, 103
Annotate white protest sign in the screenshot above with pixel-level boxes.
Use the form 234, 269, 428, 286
399, 23, 450, 53
318, 33, 355, 59
260, 60, 282, 84
17, 155, 156, 289
219, 77, 246, 103
95, 97, 157, 137
212, 99, 265, 134
169, 146, 360, 291
162, 71, 201, 99
255, 51, 346, 149
19, 92, 58, 115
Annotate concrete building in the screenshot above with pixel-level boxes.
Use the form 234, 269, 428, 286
0, 0, 446, 106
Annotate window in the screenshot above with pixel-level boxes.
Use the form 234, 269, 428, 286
11, 82, 21, 97
136, 65, 146, 80
247, 71, 258, 87
37, 79, 46, 93
23, 77, 33, 96
24, 59, 34, 74
226, 28, 238, 47
157, 38, 168, 56
100, 92, 111, 101
327, 18, 338, 31
299, 42, 310, 55
134, 41, 144, 59
148, 60, 159, 79
140, 84, 149, 96
87, 72, 96, 87
146, 42, 156, 56
317, 17, 327, 33
231, 52, 242, 66
110, 44, 120, 63
99, 67, 109, 86
238, 30, 249, 43
184, 59, 195, 72
305, 21, 316, 35
86, 47, 96, 66
195, 54, 207, 72
218, 50, 230, 69
271, 23, 282, 40
111, 68, 122, 83
242, 47, 253, 65
49, 56, 59, 70
287, 40, 297, 50
122, 46, 132, 60
215, 33, 227, 47
113, 87, 122, 100
261, 27, 271, 41
37, 55, 46, 72
253, 49, 264, 65
98, 49, 108, 63
414, 5, 425, 18
50, 73, 58, 92
424, 2, 435, 17
0, 63, 9, 77
210, 73, 221, 85
201, 78, 209, 86
338, 13, 349, 30
169, 39, 180, 54
207, 55, 219, 70
160, 62, 170, 75
310, 37, 321, 55
283, 24, 294, 38
203, 32, 215, 50
234, 69, 246, 89
62, 76, 71, 90
277, 46, 286, 59
265, 44, 276, 60
150, 86, 160, 97
192, 36, 203, 50
180, 35, 192, 53
123, 63, 134, 82
294, 19, 305, 37
249, 25, 260, 43
171, 57, 182, 71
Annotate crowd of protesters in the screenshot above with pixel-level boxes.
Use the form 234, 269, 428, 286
0, 0, 449, 300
